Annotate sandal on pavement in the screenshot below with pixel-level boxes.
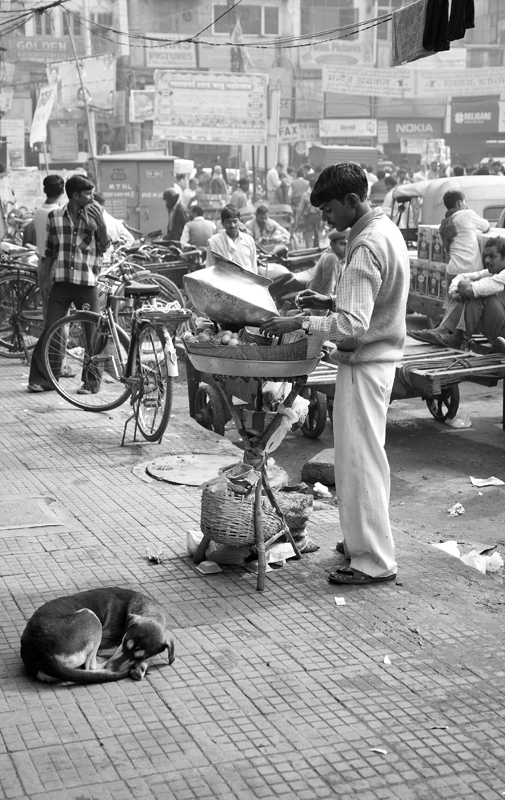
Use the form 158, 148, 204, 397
27, 383, 45, 393
335, 541, 346, 554
76, 385, 98, 395
328, 568, 396, 585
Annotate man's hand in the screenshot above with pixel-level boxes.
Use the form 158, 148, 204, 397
259, 315, 304, 337
86, 201, 107, 230
296, 289, 332, 312
456, 279, 474, 299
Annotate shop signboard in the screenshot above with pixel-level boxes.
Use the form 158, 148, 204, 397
300, 39, 373, 69
319, 118, 377, 138
145, 35, 197, 69
322, 65, 415, 98
153, 70, 267, 145
0, 87, 14, 114
389, 119, 442, 142
400, 137, 425, 154
278, 121, 320, 144
417, 67, 505, 98
451, 101, 498, 133
7, 35, 84, 63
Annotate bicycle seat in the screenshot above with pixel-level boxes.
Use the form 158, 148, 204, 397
124, 282, 161, 298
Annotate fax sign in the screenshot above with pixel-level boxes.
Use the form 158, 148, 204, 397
279, 123, 300, 144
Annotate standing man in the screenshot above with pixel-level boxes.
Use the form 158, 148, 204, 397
163, 188, 188, 241
290, 167, 310, 214
180, 204, 216, 248
230, 177, 251, 211
27, 175, 110, 394
33, 174, 65, 320
260, 163, 409, 585
266, 163, 283, 205
206, 205, 257, 273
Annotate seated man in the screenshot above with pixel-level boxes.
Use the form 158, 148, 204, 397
245, 205, 290, 247
206, 204, 257, 273
409, 237, 505, 352
180, 204, 216, 249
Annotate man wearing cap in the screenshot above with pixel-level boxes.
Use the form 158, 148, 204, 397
163, 188, 188, 241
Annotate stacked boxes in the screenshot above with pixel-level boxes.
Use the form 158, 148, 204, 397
413, 224, 449, 299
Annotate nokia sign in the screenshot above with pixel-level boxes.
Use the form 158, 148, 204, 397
388, 119, 442, 142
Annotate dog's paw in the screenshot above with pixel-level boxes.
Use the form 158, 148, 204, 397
130, 663, 147, 681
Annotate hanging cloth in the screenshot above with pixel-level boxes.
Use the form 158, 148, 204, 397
448, 0, 475, 41
391, 0, 434, 67
423, 0, 450, 53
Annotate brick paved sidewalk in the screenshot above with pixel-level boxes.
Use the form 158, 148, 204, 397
1, 357, 505, 800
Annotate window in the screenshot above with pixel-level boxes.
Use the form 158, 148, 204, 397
35, 13, 53, 35
376, 0, 403, 41
90, 12, 113, 28
213, 5, 279, 36
301, 1, 359, 41
62, 11, 81, 36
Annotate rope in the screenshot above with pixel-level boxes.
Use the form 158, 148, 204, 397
398, 352, 505, 392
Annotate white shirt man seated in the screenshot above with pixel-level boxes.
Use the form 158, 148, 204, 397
245, 205, 290, 247
93, 192, 134, 261
206, 205, 257, 273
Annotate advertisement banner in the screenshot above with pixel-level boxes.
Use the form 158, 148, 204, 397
6, 35, 84, 63
278, 121, 320, 144
322, 65, 415, 98
145, 35, 197, 69
30, 84, 57, 147
300, 39, 373, 69
153, 71, 267, 145
400, 137, 425, 154
319, 118, 377, 138
416, 67, 505, 97
0, 87, 14, 114
129, 90, 155, 122
451, 101, 499, 133
47, 54, 116, 112
1, 119, 26, 168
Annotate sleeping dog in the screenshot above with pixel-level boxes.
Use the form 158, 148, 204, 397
21, 587, 175, 684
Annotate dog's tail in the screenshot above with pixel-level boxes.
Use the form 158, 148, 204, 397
36, 656, 132, 684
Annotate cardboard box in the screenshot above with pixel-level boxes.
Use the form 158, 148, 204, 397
428, 262, 444, 298
430, 228, 449, 263
417, 225, 432, 260
416, 260, 431, 295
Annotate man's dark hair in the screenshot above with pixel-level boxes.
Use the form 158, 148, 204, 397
220, 204, 240, 222
239, 177, 249, 189
43, 174, 64, 197
484, 237, 505, 258
175, 173, 185, 181
255, 204, 268, 215
475, 166, 490, 175
384, 176, 397, 189
310, 163, 368, 206
443, 190, 465, 210
453, 165, 465, 176
376, 170, 386, 180
65, 175, 94, 199
190, 204, 204, 216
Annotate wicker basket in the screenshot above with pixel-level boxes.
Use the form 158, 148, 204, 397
201, 483, 285, 546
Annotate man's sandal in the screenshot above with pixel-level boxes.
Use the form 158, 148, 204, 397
328, 568, 397, 585
335, 541, 346, 554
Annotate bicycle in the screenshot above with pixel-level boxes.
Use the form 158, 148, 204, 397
41, 276, 191, 444
0, 251, 42, 360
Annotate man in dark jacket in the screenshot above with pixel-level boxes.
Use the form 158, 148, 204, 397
163, 188, 188, 241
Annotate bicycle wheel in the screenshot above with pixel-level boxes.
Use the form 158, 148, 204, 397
133, 323, 173, 441
43, 311, 132, 412
0, 270, 42, 358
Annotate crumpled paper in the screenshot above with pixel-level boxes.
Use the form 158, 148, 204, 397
313, 481, 331, 497
447, 502, 465, 516
432, 540, 504, 574
470, 476, 505, 487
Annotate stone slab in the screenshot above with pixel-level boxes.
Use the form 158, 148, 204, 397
301, 447, 335, 486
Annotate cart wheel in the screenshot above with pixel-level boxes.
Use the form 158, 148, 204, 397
425, 384, 460, 422
301, 388, 327, 439
194, 384, 226, 436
